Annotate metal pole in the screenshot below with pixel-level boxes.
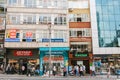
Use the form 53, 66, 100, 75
49, 23, 51, 77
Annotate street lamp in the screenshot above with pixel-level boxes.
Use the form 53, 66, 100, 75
48, 23, 51, 77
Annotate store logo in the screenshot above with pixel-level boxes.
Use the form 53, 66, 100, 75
14, 51, 32, 56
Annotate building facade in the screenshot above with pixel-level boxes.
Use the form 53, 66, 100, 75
4, 0, 120, 76
90, 0, 120, 74
0, 0, 6, 66
68, 0, 92, 74
5, 0, 69, 75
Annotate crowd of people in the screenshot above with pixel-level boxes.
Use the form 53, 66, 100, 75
1, 63, 116, 78
4, 63, 40, 76
69, 64, 86, 77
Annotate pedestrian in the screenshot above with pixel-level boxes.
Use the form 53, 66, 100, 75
0, 64, 4, 71
6, 64, 10, 74
63, 66, 67, 76
79, 64, 84, 76
22, 65, 25, 75
90, 65, 96, 76
82, 65, 86, 76
53, 66, 56, 76
107, 66, 110, 78
75, 65, 79, 76
73, 65, 76, 76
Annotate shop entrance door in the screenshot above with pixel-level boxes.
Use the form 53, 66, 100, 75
71, 60, 90, 73
19, 58, 28, 74
43, 55, 64, 75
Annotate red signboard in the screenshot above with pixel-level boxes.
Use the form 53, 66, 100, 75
10, 32, 16, 38
26, 32, 32, 37
14, 51, 33, 56
10, 29, 16, 38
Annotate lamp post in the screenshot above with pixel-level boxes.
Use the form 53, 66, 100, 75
48, 23, 51, 77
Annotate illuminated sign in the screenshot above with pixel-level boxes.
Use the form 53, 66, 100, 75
14, 50, 32, 56
75, 54, 88, 57
5, 38, 20, 42
26, 32, 32, 38
10, 29, 16, 38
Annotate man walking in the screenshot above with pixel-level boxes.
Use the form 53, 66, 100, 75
90, 65, 96, 76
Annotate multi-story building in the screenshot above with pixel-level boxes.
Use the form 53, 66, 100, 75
68, 0, 92, 73
5, 0, 69, 75
90, 0, 120, 74
0, 0, 6, 65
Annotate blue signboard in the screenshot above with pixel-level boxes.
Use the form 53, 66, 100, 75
42, 38, 64, 42
26, 38, 32, 42
44, 51, 63, 55
5, 38, 20, 42
39, 47, 70, 51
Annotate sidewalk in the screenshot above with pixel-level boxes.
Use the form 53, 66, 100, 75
0, 73, 119, 79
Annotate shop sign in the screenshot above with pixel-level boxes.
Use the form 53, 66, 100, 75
10, 29, 16, 38
26, 38, 32, 42
5, 38, 20, 42
45, 51, 63, 55
75, 54, 88, 57
42, 38, 64, 42
14, 51, 32, 56
43, 56, 64, 61
26, 32, 32, 38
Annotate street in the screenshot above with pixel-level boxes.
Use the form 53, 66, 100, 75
0, 74, 119, 80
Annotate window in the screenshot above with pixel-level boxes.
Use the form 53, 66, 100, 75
77, 17, 81, 22
8, 15, 20, 25
8, 0, 17, 6
24, 0, 36, 7
39, 14, 51, 24
69, 14, 90, 22
69, 0, 89, 9
70, 29, 91, 37
23, 15, 36, 24
70, 44, 89, 53
54, 14, 67, 25
38, 30, 68, 42
77, 31, 82, 37
0, 17, 5, 26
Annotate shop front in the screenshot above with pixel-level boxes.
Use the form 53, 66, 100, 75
39, 47, 69, 76
69, 52, 93, 74
6, 49, 39, 74
94, 54, 120, 75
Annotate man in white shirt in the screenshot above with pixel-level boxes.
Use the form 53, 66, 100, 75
90, 65, 96, 76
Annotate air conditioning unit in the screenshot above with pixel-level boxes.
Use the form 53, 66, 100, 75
69, 8, 73, 12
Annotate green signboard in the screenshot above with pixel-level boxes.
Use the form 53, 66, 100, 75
75, 53, 88, 57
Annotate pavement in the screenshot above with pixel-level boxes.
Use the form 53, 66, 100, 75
0, 73, 119, 80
